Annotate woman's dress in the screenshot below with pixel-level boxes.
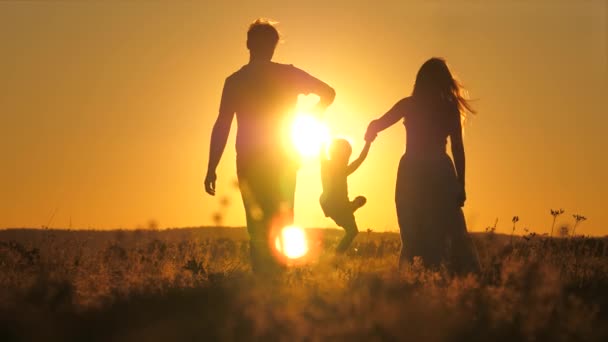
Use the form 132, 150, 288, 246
396, 101, 480, 274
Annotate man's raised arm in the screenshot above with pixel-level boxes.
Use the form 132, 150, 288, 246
290, 65, 335, 113
313, 81, 336, 112
205, 79, 236, 196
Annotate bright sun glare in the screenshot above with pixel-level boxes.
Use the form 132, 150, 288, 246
291, 114, 331, 158
275, 226, 309, 259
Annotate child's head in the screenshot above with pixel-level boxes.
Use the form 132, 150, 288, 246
328, 138, 352, 164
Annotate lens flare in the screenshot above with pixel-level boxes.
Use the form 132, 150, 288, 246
291, 115, 331, 158
275, 226, 309, 259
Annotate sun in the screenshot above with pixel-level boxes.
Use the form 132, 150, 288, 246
290, 114, 331, 158
275, 226, 309, 259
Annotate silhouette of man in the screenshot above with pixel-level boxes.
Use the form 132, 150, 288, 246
204, 19, 335, 274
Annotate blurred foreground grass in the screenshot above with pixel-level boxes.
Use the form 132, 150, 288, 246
1, 227, 607, 341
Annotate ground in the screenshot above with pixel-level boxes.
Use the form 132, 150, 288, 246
1, 227, 607, 341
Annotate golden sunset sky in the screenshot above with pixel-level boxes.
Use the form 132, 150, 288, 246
1, 1, 606, 235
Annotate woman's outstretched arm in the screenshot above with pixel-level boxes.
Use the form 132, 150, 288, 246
365, 97, 409, 141
450, 116, 466, 206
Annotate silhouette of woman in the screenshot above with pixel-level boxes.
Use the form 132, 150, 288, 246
366, 58, 480, 274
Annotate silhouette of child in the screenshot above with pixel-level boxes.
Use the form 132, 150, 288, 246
320, 138, 371, 253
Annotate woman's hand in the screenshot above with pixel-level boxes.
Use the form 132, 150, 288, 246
364, 98, 409, 142
365, 120, 378, 142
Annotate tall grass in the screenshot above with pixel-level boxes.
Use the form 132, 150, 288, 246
0, 227, 607, 341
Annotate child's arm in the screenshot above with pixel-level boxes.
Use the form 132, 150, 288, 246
347, 140, 371, 175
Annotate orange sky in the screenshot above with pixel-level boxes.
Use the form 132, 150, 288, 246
1, 1, 606, 235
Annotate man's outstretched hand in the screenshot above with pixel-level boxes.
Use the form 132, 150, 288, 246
204, 171, 217, 196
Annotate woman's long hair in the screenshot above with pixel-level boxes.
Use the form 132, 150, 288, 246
412, 58, 475, 123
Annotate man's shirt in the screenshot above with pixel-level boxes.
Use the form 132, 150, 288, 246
219, 62, 325, 169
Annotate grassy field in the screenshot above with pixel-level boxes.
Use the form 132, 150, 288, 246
1, 227, 607, 341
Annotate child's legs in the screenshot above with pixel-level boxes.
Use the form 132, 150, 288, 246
350, 196, 367, 212
336, 216, 359, 253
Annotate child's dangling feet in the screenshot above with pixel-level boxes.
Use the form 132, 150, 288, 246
351, 196, 367, 211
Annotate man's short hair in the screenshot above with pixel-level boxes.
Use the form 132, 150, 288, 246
247, 19, 279, 51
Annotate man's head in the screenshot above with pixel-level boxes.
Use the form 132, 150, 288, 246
247, 19, 279, 61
